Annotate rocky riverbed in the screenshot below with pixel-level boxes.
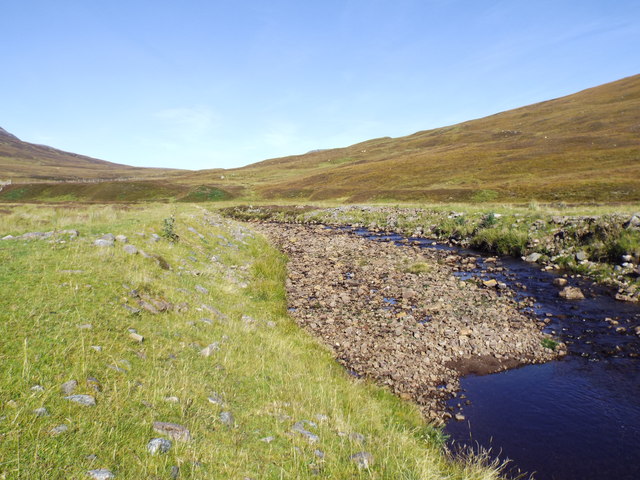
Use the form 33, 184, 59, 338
257, 223, 562, 422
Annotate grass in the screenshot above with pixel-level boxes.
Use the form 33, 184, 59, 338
0, 203, 502, 479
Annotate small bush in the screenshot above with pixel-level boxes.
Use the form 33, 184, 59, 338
161, 216, 179, 242
541, 338, 558, 350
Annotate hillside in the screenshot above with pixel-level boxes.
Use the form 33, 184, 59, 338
187, 74, 640, 203
0, 127, 183, 182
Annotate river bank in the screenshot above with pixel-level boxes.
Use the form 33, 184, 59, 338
222, 205, 640, 303
256, 222, 561, 422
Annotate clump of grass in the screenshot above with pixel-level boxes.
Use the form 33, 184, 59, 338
541, 338, 559, 350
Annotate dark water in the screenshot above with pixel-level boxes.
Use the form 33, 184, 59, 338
337, 226, 640, 480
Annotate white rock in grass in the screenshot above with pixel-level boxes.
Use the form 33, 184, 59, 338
123, 244, 138, 255
34, 407, 49, 417
50, 424, 69, 436
200, 342, 220, 357
65, 394, 96, 406
147, 438, 172, 455
152, 421, 192, 442
61, 380, 78, 395
87, 469, 115, 479
115, 235, 128, 243
94, 239, 114, 247
350, 452, 374, 469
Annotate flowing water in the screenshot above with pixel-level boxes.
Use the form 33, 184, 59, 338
339, 227, 640, 480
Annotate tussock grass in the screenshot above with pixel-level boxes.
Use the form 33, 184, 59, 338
0, 204, 501, 479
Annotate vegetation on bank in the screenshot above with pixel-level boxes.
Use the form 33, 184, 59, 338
0, 203, 502, 479
221, 204, 640, 302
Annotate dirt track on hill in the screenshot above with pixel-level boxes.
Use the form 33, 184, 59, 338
257, 223, 562, 422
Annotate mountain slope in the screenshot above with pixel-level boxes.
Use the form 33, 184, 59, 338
0, 127, 183, 182
193, 74, 640, 203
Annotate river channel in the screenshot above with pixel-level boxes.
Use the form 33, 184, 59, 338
341, 227, 640, 480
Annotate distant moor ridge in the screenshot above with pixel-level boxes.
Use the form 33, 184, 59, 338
2, 74, 639, 203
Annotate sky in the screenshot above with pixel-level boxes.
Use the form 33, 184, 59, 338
1, 0, 639, 171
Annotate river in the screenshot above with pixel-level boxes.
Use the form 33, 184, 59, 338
343, 227, 640, 480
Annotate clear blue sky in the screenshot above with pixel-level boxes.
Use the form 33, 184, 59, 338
2, 0, 639, 170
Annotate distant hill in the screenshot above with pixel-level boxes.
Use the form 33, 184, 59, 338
0, 127, 182, 182
188, 74, 640, 203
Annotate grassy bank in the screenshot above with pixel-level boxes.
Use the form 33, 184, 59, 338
221, 204, 640, 301
0, 203, 501, 479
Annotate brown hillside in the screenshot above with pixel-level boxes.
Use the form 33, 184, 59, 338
0, 127, 184, 182
190, 74, 640, 203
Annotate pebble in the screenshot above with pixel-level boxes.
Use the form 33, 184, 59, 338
123, 244, 138, 255
65, 394, 96, 406
559, 286, 585, 300
115, 235, 128, 243
77, 324, 93, 330
94, 239, 114, 247
207, 393, 224, 406
61, 380, 78, 395
350, 452, 374, 469
50, 424, 69, 436
220, 411, 235, 427
30, 385, 44, 392
87, 469, 115, 479
201, 342, 220, 357
147, 438, 172, 455
195, 285, 209, 294
292, 420, 319, 443
34, 407, 49, 417
153, 421, 192, 442
129, 332, 144, 343
260, 436, 275, 443
91, 345, 102, 352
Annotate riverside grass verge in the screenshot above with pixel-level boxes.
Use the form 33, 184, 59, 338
220, 204, 640, 302
0, 204, 502, 480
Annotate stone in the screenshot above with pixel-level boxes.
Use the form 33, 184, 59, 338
34, 407, 49, 417
152, 421, 192, 442
349, 432, 366, 444
624, 215, 640, 229
91, 345, 102, 352
115, 235, 128, 243
559, 286, 585, 300
123, 244, 138, 255
575, 251, 588, 262
165, 396, 179, 403
94, 239, 114, 247
207, 393, 224, 406
455, 413, 466, 421
50, 424, 69, 436
260, 436, 275, 443
77, 324, 93, 329
200, 342, 220, 357
350, 452, 374, 469
61, 380, 78, 395
219, 411, 234, 427
524, 252, 542, 263
147, 438, 172, 455
553, 278, 568, 287
292, 420, 319, 443
87, 469, 115, 479
170, 466, 180, 479
314, 449, 325, 459
483, 279, 498, 288
195, 285, 209, 294
129, 332, 144, 343
30, 385, 44, 392
65, 394, 96, 406
150, 233, 161, 242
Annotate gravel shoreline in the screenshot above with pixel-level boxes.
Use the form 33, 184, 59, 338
257, 222, 563, 422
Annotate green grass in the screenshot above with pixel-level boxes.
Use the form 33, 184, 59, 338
0, 203, 501, 479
